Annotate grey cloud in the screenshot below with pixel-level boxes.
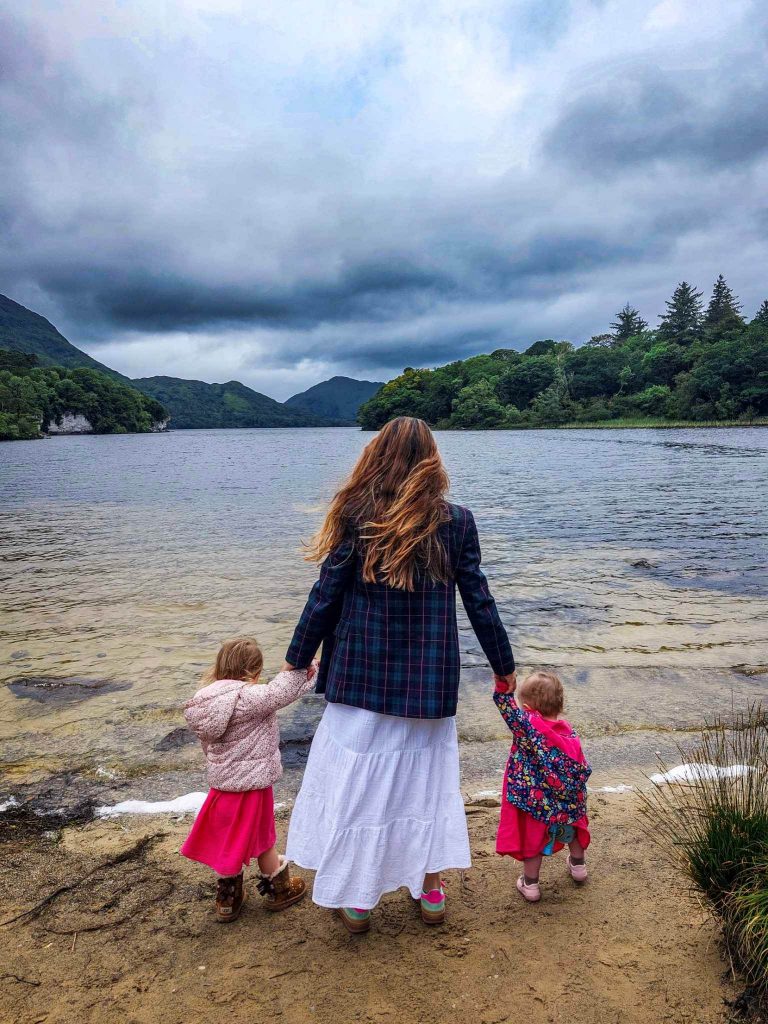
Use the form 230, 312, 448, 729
544, 68, 768, 174
28, 228, 661, 337
0, 2, 766, 394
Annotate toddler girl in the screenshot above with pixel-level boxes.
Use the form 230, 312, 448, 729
181, 636, 315, 922
494, 669, 591, 902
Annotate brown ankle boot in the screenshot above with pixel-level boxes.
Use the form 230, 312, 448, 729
215, 872, 245, 923
257, 856, 306, 912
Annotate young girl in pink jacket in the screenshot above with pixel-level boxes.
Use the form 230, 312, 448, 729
181, 636, 315, 922
494, 669, 591, 903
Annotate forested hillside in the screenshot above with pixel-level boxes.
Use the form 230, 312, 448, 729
0, 351, 168, 440
132, 376, 330, 429
285, 376, 384, 424
359, 278, 768, 430
0, 294, 122, 376
0, 291, 338, 429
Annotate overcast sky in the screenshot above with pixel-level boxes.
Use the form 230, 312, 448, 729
1, 1, 766, 399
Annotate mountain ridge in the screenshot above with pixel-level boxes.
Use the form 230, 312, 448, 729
132, 375, 332, 429
286, 375, 384, 424
0, 293, 125, 378
0, 290, 379, 429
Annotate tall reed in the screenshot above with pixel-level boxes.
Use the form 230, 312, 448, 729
727, 859, 768, 996
639, 704, 768, 1006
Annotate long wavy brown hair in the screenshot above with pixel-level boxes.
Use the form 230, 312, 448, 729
307, 417, 450, 590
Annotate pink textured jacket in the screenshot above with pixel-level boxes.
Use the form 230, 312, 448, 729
184, 669, 313, 792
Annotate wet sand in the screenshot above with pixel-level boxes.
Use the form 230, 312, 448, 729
0, 793, 736, 1024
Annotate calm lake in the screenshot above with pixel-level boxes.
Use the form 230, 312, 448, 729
2, 426, 767, 810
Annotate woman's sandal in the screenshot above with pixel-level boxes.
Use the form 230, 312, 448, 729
420, 882, 446, 925
335, 907, 371, 934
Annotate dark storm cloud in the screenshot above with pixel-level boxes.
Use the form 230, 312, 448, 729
34, 260, 455, 331
0, 1, 766, 396
545, 69, 768, 174
32, 229, 655, 338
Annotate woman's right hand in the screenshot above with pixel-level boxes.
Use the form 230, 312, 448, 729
282, 660, 318, 681
493, 671, 517, 693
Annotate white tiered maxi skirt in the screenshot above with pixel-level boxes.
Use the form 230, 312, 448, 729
286, 702, 472, 909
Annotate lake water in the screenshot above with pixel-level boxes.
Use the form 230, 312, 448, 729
1, 426, 767, 812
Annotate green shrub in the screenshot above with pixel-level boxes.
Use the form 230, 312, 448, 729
727, 860, 768, 996
631, 384, 673, 417
640, 704, 768, 1011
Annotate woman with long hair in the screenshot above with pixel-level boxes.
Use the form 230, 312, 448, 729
283, 417, 516, 932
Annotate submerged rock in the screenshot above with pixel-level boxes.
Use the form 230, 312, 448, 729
7, 676, 130, 704
154, 727, 197, 752
630, 558, 654, 569
733, 663, 768, 676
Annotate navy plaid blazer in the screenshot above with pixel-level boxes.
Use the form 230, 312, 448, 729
285, 502, 514, 719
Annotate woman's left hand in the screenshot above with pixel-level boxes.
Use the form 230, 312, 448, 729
494, 670, 517, 693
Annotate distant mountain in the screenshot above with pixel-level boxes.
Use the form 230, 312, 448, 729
132, 376, 331, 429
0, 293, 124, 377
0, 290, 357, 430
286, 375, 384, 424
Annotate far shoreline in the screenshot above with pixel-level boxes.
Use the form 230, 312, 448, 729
5, 417, 768, 441
371, 417, 768, 432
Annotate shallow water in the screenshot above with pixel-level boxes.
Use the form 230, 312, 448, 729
1, 426, 767, 806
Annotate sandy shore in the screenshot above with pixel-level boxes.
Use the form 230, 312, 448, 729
0, 792, 737, 1024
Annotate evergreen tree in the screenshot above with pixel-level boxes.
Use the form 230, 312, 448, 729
586, 333, 614, 348
752, 300, 768, 327
704, 274, 744, 337
610, 304, 648, 343
657, 282, 704, 346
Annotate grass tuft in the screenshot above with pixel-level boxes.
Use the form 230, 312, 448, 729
727, 860, 768, 998
639, 704, 768, 1014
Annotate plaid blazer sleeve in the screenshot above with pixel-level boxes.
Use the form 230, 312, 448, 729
285, 535, 356, 669
455, 507, 515, 676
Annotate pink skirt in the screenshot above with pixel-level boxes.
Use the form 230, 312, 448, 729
180, 787, 276, 876
497, 794, 590, 861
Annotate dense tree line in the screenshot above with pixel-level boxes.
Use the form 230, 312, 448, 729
0, 350, 168, 440
359, 277, 768, 430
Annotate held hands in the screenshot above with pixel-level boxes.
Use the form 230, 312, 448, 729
283, 660, 319, 681
493, 670, 517, 693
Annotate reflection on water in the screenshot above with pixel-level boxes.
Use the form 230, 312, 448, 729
1, 426, 767, 794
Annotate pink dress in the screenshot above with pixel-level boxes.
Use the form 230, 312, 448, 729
181, 787, 276, 877
496, 712, 590, 861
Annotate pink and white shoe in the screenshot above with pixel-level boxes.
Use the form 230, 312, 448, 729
516, 875, 541, 903
567, 856, 588, 884
420, 885, 445, 925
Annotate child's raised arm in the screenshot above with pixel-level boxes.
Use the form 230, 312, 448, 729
493, 685, 545, 762
236, 665, 316, 721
